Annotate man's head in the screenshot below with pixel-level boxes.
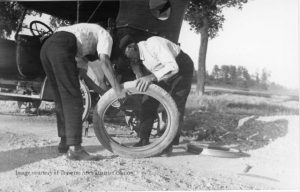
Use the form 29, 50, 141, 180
119, 35, 139, 60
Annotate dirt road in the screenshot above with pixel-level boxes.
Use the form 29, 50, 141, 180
0, 113, 299, 191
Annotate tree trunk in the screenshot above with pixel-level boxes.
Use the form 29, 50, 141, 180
196, 16, 209, 95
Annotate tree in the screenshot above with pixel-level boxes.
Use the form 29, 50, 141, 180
236, 66, 251, 88
254, 71, 260, 84
49, 17, 72, 30
260, 68, 270, 90
242, 67, 250, 81
220, 65, 230, 82
211, 65, 220, 80
0, 2, 40, 39
0, 2, 24, 38
236, 66, 244, 79
241, 67, 251, 88
228, 65, 237, 85
184, 0, 248, 95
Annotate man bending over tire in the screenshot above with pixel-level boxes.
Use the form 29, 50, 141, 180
119, 35, 194, 156
40, 23, 125, 161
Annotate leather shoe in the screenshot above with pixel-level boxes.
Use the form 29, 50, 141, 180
58, 138, 69, 153
133, 138, 150, 147
66, 146, 101, 161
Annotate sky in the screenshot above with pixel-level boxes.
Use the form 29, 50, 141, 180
179, 0, 299, 89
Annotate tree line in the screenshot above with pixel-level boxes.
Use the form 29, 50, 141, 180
195, 65, 272, 90
185, 0, 248, 95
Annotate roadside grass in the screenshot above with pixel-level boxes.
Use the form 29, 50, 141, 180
1, 87, 298, 117
185, 90, 299, 116
183, 89, 298, 150
0, 101, 55, 115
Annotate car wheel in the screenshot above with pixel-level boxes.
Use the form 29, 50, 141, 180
79, 79, 91, 122
93, 81, 179, 158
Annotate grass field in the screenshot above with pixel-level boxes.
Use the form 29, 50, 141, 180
186, 86, 299, 116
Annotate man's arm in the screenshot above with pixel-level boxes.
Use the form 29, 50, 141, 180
98, 53, 123, 96
136, 74, 157, 92
79, 68, 106, 95
76, 57, 89, 70
130, 60, 144, 79
149, 38, 179, 81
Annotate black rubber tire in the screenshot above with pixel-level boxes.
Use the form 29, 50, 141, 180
93, 81, 179, 158
41, 77, 91, 121
187, 144, 250, 158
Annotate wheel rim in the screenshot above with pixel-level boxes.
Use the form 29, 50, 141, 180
80, 80, 91, 122
101, 93, 171, 149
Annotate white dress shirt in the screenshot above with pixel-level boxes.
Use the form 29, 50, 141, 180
57, 23, 113, 69
137, 36, 181, 81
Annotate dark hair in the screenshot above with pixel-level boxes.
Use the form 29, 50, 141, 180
118, 34, 136, 52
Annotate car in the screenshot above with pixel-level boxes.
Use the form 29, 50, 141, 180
0, 0, 189, 158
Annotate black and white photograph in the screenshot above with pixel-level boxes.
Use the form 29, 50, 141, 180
0, 0, 299, 191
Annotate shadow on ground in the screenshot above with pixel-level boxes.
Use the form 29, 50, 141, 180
0, 145, 105, 173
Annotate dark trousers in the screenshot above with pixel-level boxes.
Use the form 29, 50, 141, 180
139, 51, 194, 145
40, 31, 83, 146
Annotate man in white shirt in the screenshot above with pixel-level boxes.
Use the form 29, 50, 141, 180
119, 35, 194, 155
40, 23, 124, 160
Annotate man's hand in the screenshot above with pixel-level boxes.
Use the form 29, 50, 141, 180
114, 87, 127, 98
113, 88, 130, 108
136, 74, 157, 92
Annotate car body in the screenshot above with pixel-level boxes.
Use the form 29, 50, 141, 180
0, 0, 188, 119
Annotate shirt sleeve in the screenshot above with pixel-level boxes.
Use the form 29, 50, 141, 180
97, 30, 113, 57
150, 38, 179, 81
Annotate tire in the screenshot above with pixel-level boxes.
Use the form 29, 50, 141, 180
42, 77, 91, 121
79, 79, 91, 122
93, 81, 179, 158
187, 144, 250, 158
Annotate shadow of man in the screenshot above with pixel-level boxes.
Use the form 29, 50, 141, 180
0, 145, 106, 173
